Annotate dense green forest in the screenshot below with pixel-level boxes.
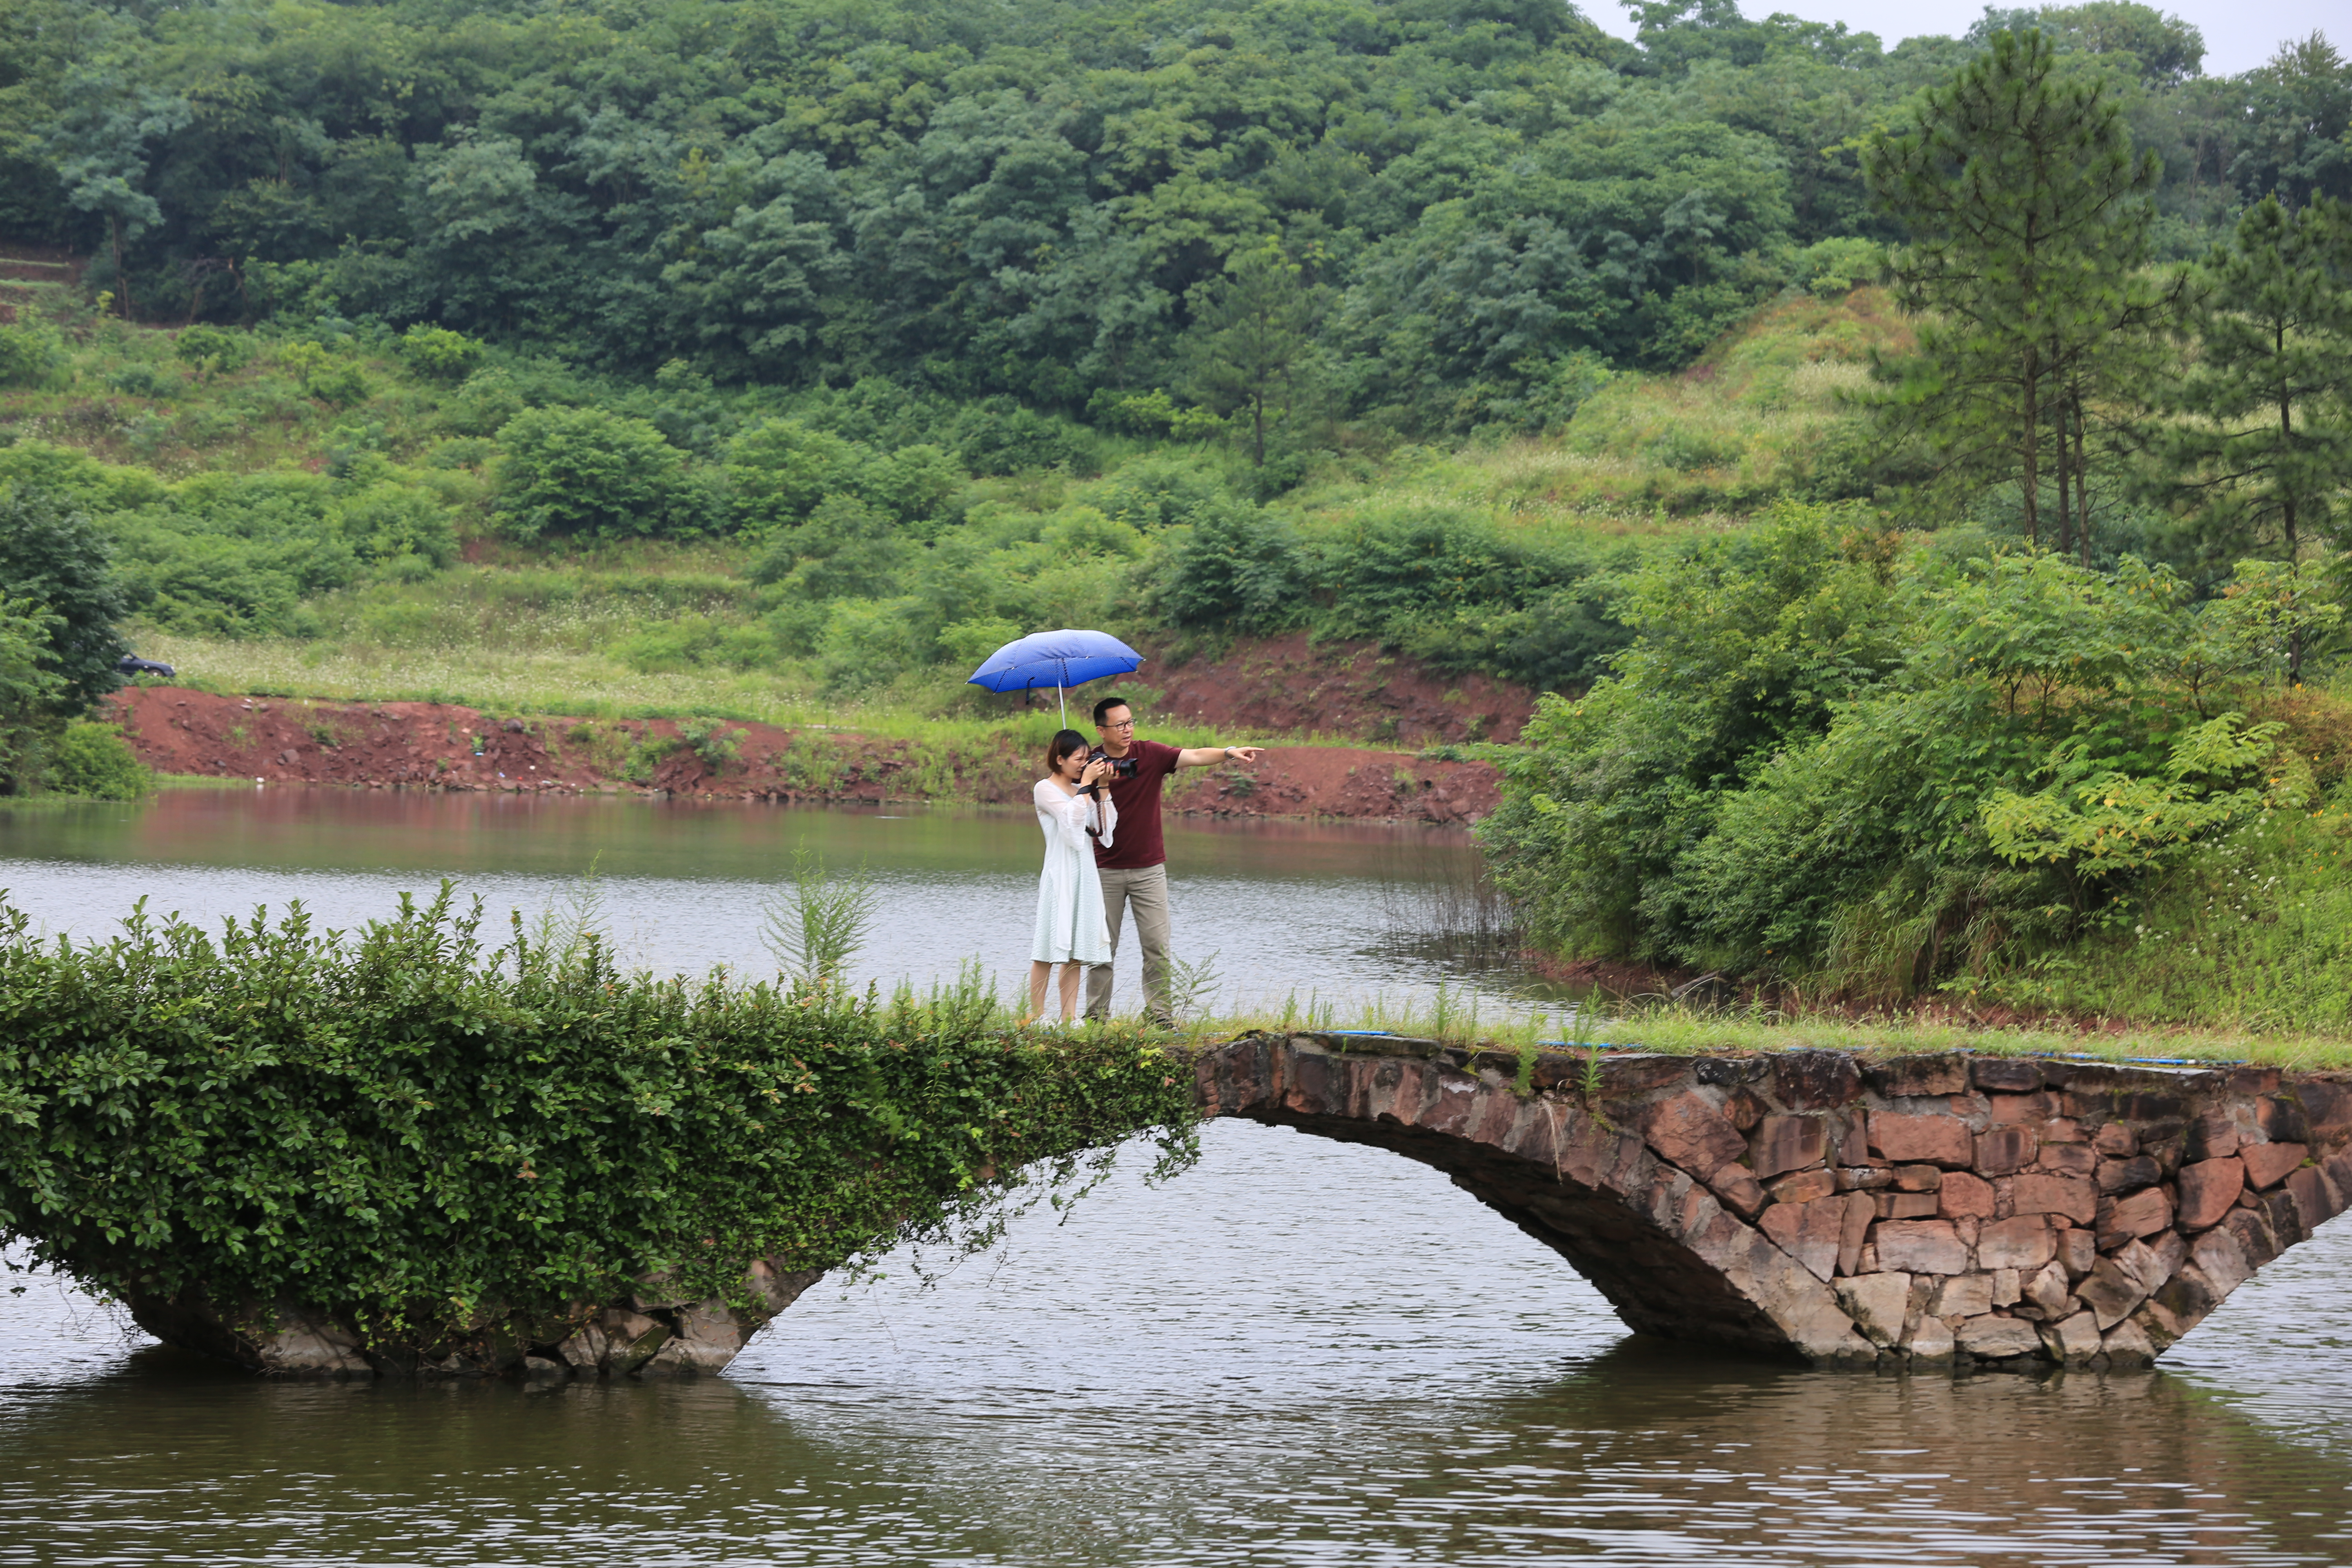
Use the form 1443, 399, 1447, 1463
4, 0, 2352, 1028
5, 0, 2346, 434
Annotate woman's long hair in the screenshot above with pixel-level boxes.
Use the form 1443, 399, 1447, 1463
1044, 728, 1088, 777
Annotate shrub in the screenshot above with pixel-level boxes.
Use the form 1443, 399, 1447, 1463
46, 720, 151, 800
336, 485, 459, 570
172, 325, 256, 379
0, 485, 130, 711
1150, 501, 1306, 629
395, 325, 485, 380
495, 405, 688, 540
0, 324, 69, 390
0, 889, 1196, 1359
953, 399, 1089, 475
722, 420, 865, 532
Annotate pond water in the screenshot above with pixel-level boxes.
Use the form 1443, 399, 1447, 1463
0, 786, 1541, 1020
2, 788, 2349, 1565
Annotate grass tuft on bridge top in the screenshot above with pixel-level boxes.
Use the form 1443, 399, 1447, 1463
1183, 989, 2352, 1073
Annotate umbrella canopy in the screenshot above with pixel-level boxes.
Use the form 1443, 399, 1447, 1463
967, 628, 1144, 725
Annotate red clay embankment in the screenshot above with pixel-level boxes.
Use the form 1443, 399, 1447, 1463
105, 686, 1501, 826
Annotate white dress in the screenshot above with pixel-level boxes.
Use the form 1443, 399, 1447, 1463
1031, 778, 1117, 964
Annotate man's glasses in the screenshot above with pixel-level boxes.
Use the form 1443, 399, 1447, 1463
1101, 718, 1135, 730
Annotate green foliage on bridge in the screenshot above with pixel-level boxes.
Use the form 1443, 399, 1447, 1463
0, 887, 1197, 1343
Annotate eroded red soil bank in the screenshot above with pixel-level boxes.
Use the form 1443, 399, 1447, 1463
105, 686, 1500, 826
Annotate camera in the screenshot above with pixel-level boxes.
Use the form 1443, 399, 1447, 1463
1087, 748, 1139, 780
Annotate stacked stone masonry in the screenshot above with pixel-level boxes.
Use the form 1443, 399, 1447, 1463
1194, 1036, 2352, 1369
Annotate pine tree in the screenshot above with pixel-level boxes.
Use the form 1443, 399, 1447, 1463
2154, 194, 2352, 676
1862, 30, 2171, 547
1178, 242, 1327, 470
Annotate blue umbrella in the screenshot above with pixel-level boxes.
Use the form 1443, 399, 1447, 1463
967, 628, 1144, 726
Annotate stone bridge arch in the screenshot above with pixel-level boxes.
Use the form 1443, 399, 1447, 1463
1193, 1033, 2352, 1369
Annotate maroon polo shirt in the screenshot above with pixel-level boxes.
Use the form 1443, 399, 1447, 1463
1092, 739, 1182, 870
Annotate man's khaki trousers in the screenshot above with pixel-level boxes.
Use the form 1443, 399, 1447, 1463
1085, 863, 1171, 1023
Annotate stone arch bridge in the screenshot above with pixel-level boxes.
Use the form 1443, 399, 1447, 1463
137, 1035, 2352, 1376
1192, 1033, 2352, 1369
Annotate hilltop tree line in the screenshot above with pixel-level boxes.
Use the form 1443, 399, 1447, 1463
3, 0, 2348, 448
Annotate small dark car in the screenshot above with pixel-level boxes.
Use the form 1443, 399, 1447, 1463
117, 655, 176, 677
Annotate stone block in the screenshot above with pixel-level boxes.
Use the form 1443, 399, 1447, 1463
1768, 1168, 1838, 1205
2042, 1116, 2085, 1143
2185, 1109, 2241, 1162
2097, 1155, 2162, 1194
521, 1355, 568, 1381
1927, 1273, 1993, 1319
1879, 1192, 1939, 1220
2092, 1122, 2138, 1157
1869, 1113, 1974, 1168
1838, 1167, 1895, 1192
1977, 1215, 2056, 1272
2056, 1226, 2098, 1279
1893, 1164, 1944, 1192
1865, 1055, 1970, 1098
1773, 1051, 1863, 1110
1989, 1092, 2055, 1124
642, 1298, 747, 1377
1906, 1312, 1957, 1361
2175, 1158, 2244, 1231
2096, 1186, 2174, 1250
2077, 1256, 2151, 1330
2148, 1229, 2188, 1283
2256, 1096, 2312, 1144
2009, 1173, 2097, 1225
2025, 1261, 2072, 1315
2286, 1165, 2342, 1232
2111, 1238, 2171, 1296
2191, 1228, 2252, 1297
1724, 1088, 1770, 1131
2044, 1310, 2103, 1365
2142, 1267, 2218, 1344
1708, 1163, 1769, 1219
601, 1309, 671, 1375
2259, 1187, 2307, 1249
1838, 1191, 1876, 1276
2102, 1317, 2157, 1368
2223, 1206, 2280, 1268
1833, 1272, 1912, 1347
1957, 1314, 2042, 1359
1973, 1056, 2045, 1092
1938, 1170, 1996, 1220
1760, 1194, 1846, 1282
1976, 1126, 2038, 1176
1991, 1267, 2021, 1307
1875, 1218, 1970, 1274
1750, 1114, 1827, 1180
557, 1322, 608, 1370
1636, 1091, 1750, 1177
2038, 1144, 2098, 1177
2303, 1080, 2352, 1138
2241, 1140, 2308, 1191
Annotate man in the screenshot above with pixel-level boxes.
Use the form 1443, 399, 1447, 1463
1082, 695, 1261, 1025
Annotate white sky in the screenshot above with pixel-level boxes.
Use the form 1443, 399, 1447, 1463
1582, 0, 2336, 76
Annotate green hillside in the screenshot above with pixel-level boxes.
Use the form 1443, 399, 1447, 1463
3, 0, 2352, 1035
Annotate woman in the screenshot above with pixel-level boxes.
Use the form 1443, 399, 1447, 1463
1029, 729, 1117, 1022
